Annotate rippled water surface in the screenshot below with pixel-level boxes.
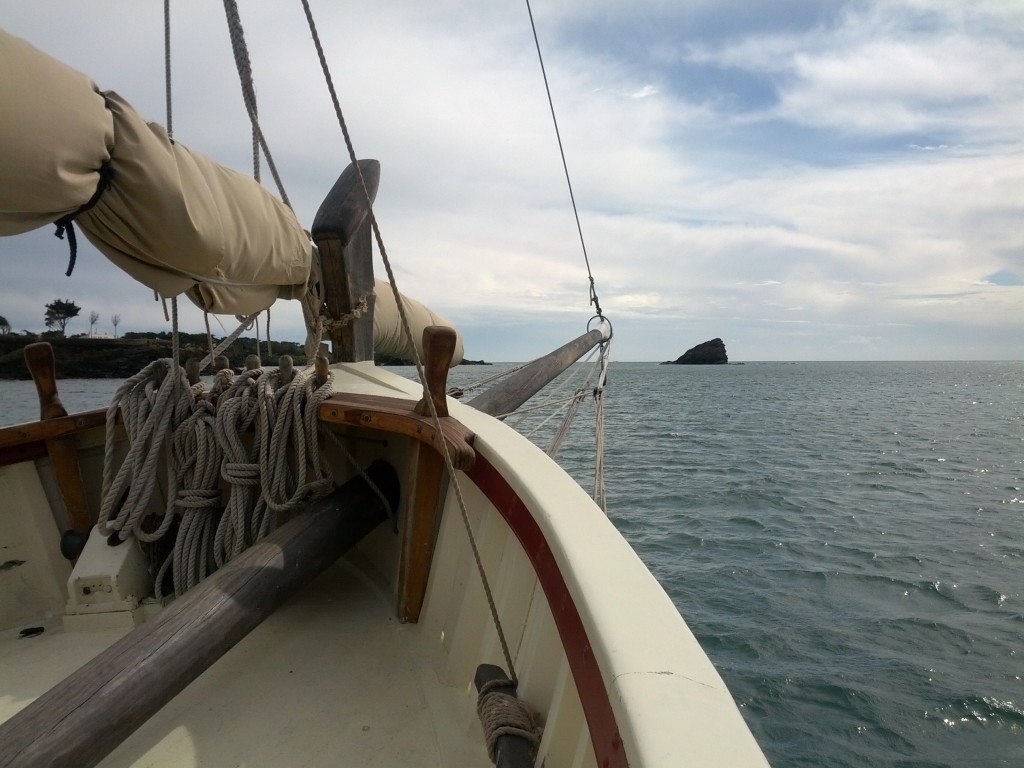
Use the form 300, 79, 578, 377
589, 362, 1023, 768
2, 361, 1021, 766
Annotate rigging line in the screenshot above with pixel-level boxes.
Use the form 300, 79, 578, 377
525, 0, 603, 318
222, 0, 288, 206
299, 0, 520, 686
163, 0, 172, 137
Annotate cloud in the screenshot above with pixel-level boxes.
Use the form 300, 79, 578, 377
681, 0, 1024, 143
0, 1, 1021, 362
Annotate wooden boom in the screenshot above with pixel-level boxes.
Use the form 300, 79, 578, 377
0, 461, 399, 768
467, 327, 607, 417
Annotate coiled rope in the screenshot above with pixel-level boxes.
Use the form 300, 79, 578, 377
100, 354, 337, 598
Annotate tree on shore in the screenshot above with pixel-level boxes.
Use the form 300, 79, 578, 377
89, 310, 100, 337
0, 315, 10, 335
44, 299, 81, 337
112, 314, 121, 338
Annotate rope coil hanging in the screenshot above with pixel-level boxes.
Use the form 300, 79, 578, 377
99, 355, 338, 598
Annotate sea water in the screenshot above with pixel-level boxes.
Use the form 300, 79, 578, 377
1, 361, 1021, 767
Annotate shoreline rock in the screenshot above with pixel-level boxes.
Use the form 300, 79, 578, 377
662, 338, 728, 365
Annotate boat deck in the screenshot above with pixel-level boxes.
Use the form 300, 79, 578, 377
0, 552, 487, 767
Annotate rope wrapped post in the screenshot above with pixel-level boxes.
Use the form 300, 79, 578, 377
475, 664, 540, 767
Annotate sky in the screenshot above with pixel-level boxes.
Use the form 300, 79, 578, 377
2, 0, 1022, 361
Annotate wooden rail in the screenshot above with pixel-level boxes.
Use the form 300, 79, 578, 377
0, 409, 109, 468
319, 393, 475, 470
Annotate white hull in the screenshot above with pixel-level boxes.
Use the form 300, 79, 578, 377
0, 362, 768, 767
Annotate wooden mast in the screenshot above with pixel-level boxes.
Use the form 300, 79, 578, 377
310, 159, 380, 363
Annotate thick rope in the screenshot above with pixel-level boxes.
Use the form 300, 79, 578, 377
221, 0, 290, 207
163, 0, 172, 138
477, 678, 542, 763
99, 360, 193, 543
258, 365, 335, 514
165, 395, 222, 597
100, 350, 339, 597
213, 369, 265, 567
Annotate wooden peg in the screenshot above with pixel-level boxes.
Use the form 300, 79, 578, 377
23, 342, 68, 421
414, 326, 457, 418
22, 342, 92, 551
314, 354, 331, 388
185, 358, 202, 386
278, 355, 294, 385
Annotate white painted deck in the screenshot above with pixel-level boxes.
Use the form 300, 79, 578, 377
1, 551, 487, 767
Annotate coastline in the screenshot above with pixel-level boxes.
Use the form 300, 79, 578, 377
0, 336, 491, 379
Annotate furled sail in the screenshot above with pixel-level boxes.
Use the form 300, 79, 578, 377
373, 280, 465, 364
0, 28, 309, 316
0, 28, 462, 363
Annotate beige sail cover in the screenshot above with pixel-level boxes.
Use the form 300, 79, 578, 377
1, 29, 463, 360
374, 280, 464, 366
0, 28, 310, 316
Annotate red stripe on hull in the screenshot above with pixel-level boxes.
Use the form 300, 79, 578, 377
467, 455, 628, 768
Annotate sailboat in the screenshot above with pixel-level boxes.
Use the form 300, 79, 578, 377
0, 7, 769, 767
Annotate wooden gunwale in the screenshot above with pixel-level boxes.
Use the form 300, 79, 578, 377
315, 390, 626, 763
0, 409, 108, 469
318, 393, 475, 470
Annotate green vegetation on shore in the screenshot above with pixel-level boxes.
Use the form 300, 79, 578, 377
0, 333, 490, 379
0, 333, 307, 380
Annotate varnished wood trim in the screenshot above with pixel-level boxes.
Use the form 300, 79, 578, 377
0, 410, 108, 453
318, 393, 475, 469
396, 443, 448, 623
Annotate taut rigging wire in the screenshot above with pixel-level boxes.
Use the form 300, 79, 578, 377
525, 0, 603, 319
